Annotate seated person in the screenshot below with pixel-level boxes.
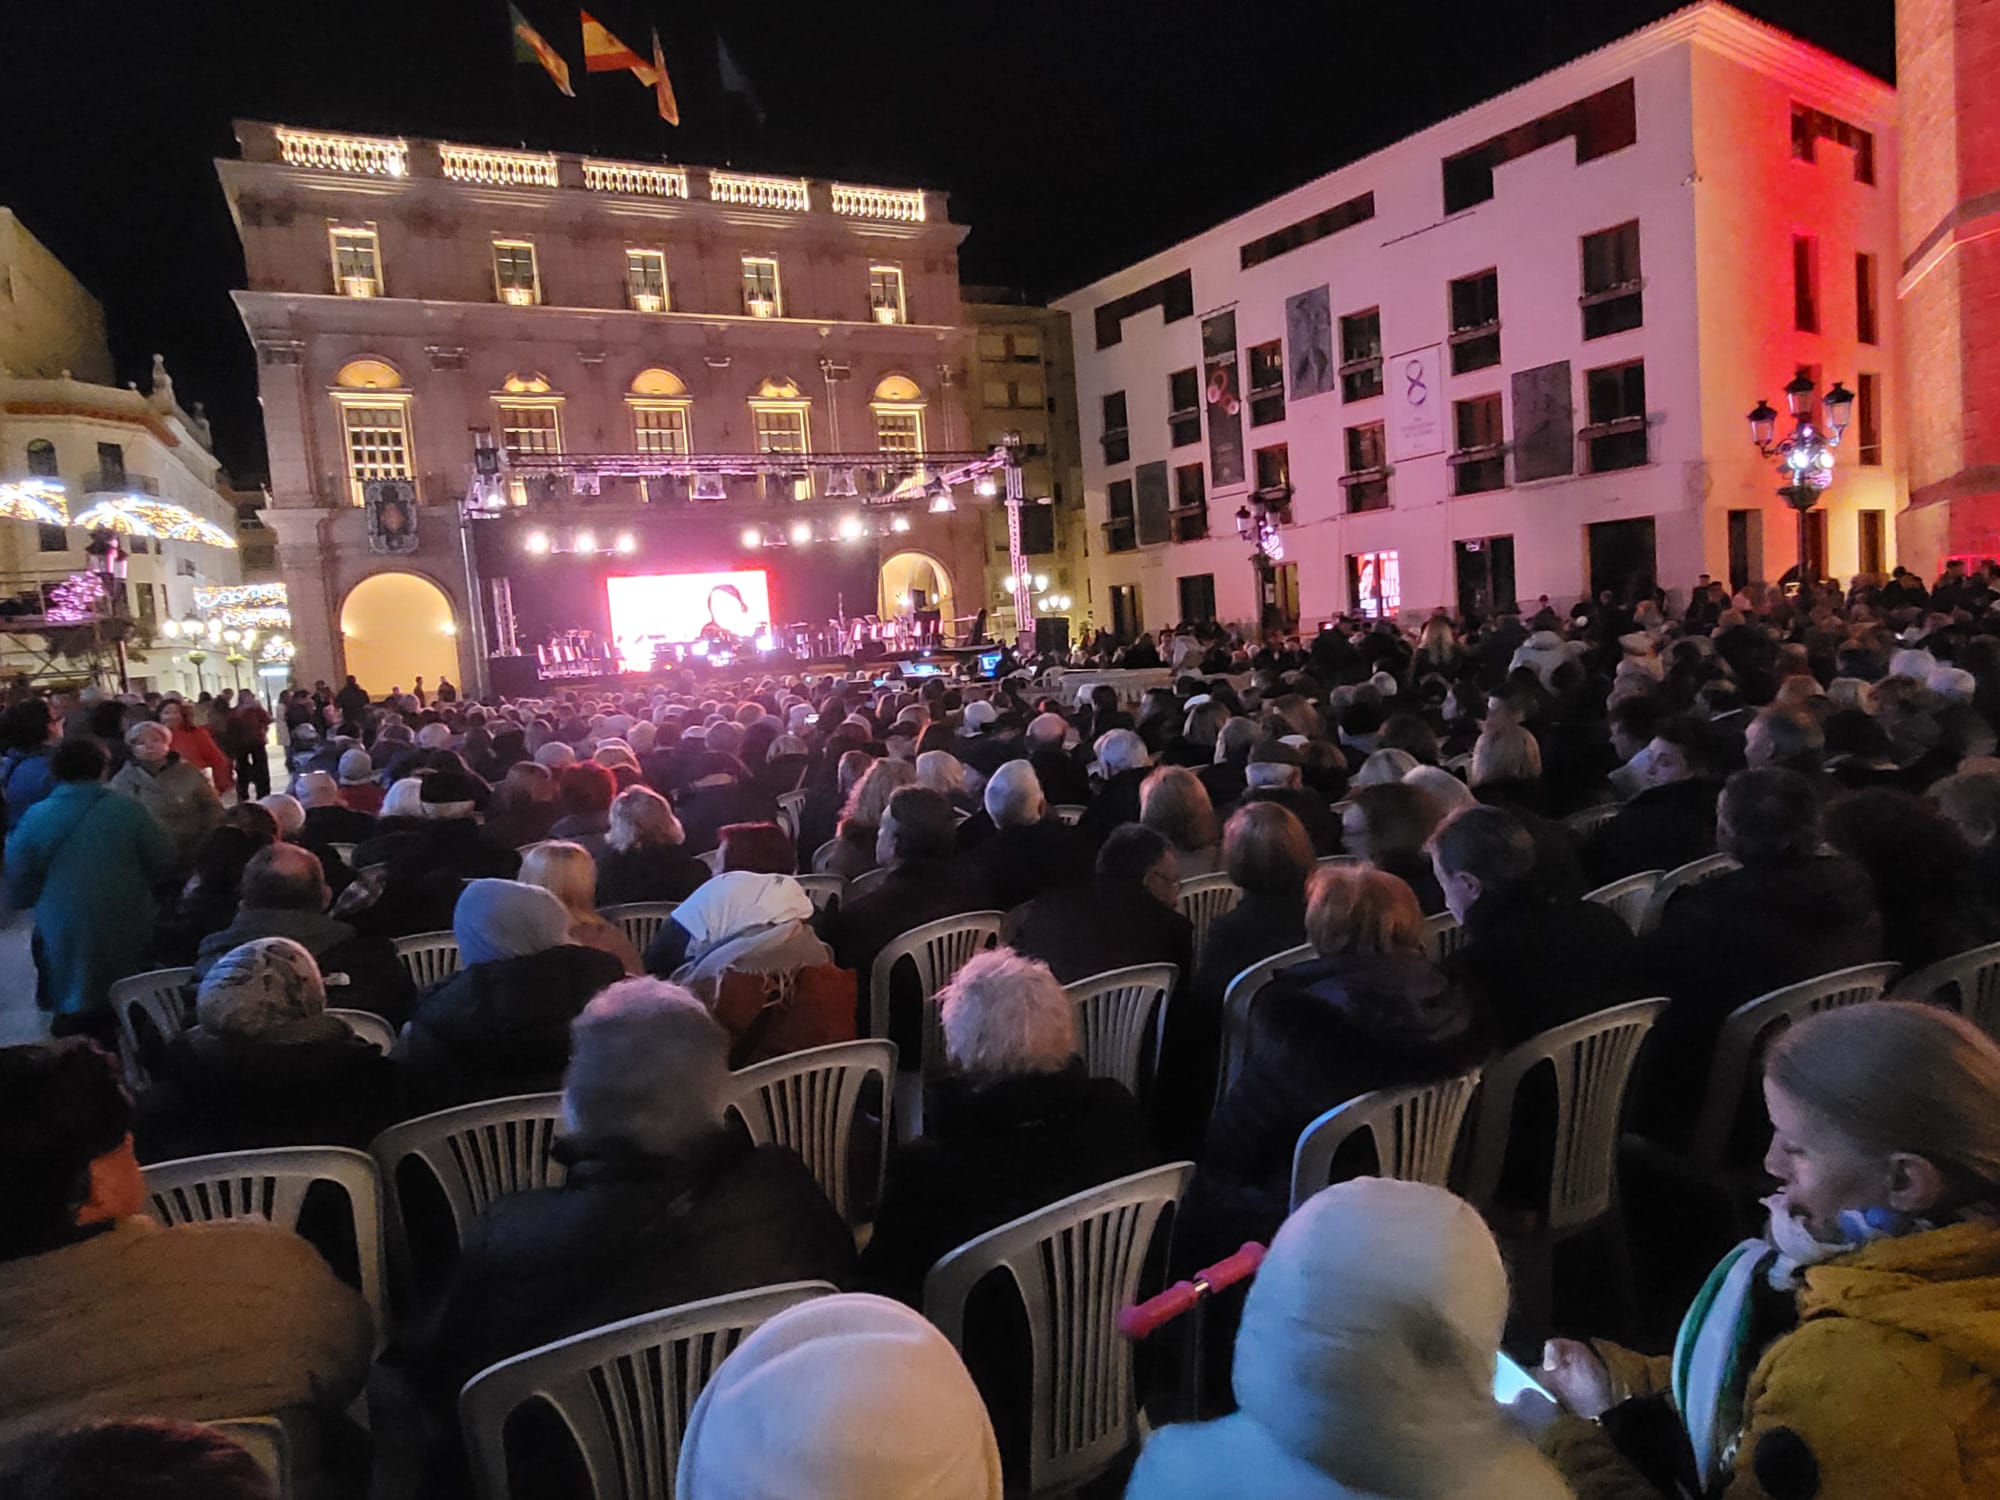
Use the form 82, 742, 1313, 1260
548, 764, 615, 860
862, 948, 1155, 1303
1231, 739, 1338, 854
1025, 711, 1092, 808
1077, 728, 1152, 848
0, 1040, 370, 1450
520, 840, 643, 975
395, 879, 626, 1112
412, 979, 855, 1423
715, 819, 796, 874
336, 747, 385, 816
1588, 724, 1722, 884
1823, 788, 2000, 973
1141, 766, 1223, 879
295, 769, 376, 848
479, 761, 557, 854
970, 761, 1092, 911
593, 784, 709, 905
1180, 866, 1489, 1271
644, 869, 832, 1003
350, 769, 518, 937
150, 824, 271, 966
134, 936, 404, 1161
816, 759, 914, 879
0, 1418, 280, 1500
1467, 724, 1586, 898
194, 843, 416, 1026
1011, 824, 1194, 987
672, 728, 778, 855
1341, 782, 1448, 914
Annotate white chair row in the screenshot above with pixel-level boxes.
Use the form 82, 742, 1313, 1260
1175, 872, 1241, 971
114, 969, 396, 1085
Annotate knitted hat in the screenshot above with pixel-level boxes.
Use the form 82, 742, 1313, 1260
196, 936, 333, 1041
419, 766, 486, 809
337, 749, 375, 786
676, 1294, 1003, 1500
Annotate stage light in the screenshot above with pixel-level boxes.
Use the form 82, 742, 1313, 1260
975, 474, 999, 498
837, 514, 863, 541
1001, 574, 1017, 592
890, 515, 911, 533
741, 527, 763, 549
691, 640, 709, 657
1033, 574, 1049, 591
928, 492, 956, 513
789, 521, 812, 545
575, 529, 598, 554
755, 632, 776, 653
525, 531, 551, 555
614, 531, 638, 556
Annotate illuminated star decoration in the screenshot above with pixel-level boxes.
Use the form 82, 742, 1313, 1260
71, 497, 237, 547
46, 572, 107, 624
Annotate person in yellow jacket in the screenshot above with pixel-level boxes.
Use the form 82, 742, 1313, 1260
1526, 1000, 2000, 1499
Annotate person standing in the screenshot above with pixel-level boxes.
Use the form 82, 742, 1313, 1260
333, 675, 370, 724
157, 699, 231, 797
227, 692, 273, 802
5, 739, 178, 1040
107, 721, 221, 872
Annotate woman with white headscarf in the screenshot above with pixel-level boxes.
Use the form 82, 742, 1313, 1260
642, 869, 831, 1001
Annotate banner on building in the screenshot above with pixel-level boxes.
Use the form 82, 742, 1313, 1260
1510, 360, 1575, 482
365, 478, 419, 555
1284, 285, 1335, 400
1201, 309, 1246, 488
1135, 461, 1172, 547
1386, 345, 1444, 463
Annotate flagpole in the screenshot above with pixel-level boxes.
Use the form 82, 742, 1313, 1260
578, 21, 601, 156
497, 0, 527, 147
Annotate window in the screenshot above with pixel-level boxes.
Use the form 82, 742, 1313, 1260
625, 250, 668, 312
1342, 422, 1389, 513
1349, 550, 1401, 619
1443, 78, 1637, 213
96, 443, 125, 488
983, 375, 1045, 410
1449, 270, 1501, 373
1101, 391, 1130, 465
37, 524, 66, 553
1247, 340, 1286, 425
136, 582, 157, 628
499, 403, 561, 461
1169, 368, 1202, 447
632, 404, 689, 455
1239, 192, 1375, 270
742, 257, 781, 317
25, 439, 57, 477
876, 408, 924, 454
1581, 221, 1643, 338
752, 406, 808, 454
979, 331, 1041, 362
1856, 253, 1879, 345
1254, 444, 1291, 496
1857, 372, 1882, 465
1793, 235, 1820, 333
1340, 308, 1383, 402
1093, 269, 1194, 349
1727, 510, 1763, 592
492, 241, 540, 306
869, 266, 906, 324
1178, 574, 1217, 624
330, 227, 382, 296
1451, 394, 1507, 494
1105, 478, 1137, 553
1791, 103, 1876, 185
1171, 463, 1208, 542
1583, 361, 1647, 471
1859, 509, 1886, 577
341, 402, 413, 504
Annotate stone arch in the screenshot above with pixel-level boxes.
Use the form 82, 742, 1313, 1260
878, 549, 953, 617
872, 372, 924, 404
629, 367, 689, 397
338, 569, 459, 696
334, 357, 406, 390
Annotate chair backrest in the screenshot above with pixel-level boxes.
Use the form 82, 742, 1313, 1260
1062, 963, 1178, 1096
1175, 873, 1243, 970
723, 1039, 897, 1226
1288, 1070, 1482, 1211
808, 837, 839, 872
1051, 803, 1087, 826
328, 841, 358, 863
111, 966, 196, 1086
600, 901, 680, 956
1217, 943, 1316, 1103
1686, 962, 1900, 1174
1460, 998, 1669, 1234
774, 789, 807, 844
846, 866, 890, 902
1900, 939, 2000, 1040
1582, 870, 1664, 937
328, 1007, 398, 1054
460, 1282, 837, 1500
1640, 852, 1739, 934
206, 1418, 292, 1498
369, 1093, 566, 1277
695, 848, 724, 875
1563, 804, 1621, 839
866, 911, 1004, 1068
924, 1164, 1195, 1497
145, 1146, 387, 1350
1442, 752, 1473, 775
1420, 911, 1467, 965
792, 873, 845, 915
392, 930, 463, 991
1315, 854, 1362, 870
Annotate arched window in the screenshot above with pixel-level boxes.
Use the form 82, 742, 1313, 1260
334, 358, 405, 390
627, 368, 692, 456
872, 374, 926, 456
25, 439, 58, 478
330, 359, 412, 506
749, 377, 809, 455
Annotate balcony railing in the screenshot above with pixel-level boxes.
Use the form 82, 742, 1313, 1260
709, 171, 811, 212
274, 126, 408, 177
85, 472, 160, 496
440, 144, 560, 187
583, 159, 690, 198
831, 183, 926, 223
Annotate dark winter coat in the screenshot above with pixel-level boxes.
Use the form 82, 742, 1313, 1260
1585, 778, 1721, 886
1449, 884, 1645, 1047
1078, 767, 1149, 847
593, 841, 712, 907
195, 906, 418, 1027
971, 820, 1093, 912
1010, 879, 1195, 987
829, 859, 996, 1055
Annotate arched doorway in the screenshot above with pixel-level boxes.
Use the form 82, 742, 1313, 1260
877, 550, 953, 619
340, 571, 458, 697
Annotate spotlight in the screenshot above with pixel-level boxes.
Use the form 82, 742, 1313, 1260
755, 632, 776, 653
837, 514, 863, 541
890, 515, 912, 533
575, 529, 598, 554
1033, 574, 1049, 592
740, 528, 762, 550
975, 473, 999, 498
614, 531, 637, 556
928, 492, 956, 514
525, 530, 551, 555
1001, 575, 1017, 592
789, 521, 812, 545
691, 640, 709, 657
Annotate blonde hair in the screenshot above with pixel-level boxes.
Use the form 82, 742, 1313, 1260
607, 784, 684, 853
1766, 1001, 2000, 1200
1140, 765, 1219, 854
1469, 724, 1541, 787
839, 757, 916, 832
519, 840, 599, 917
1305, 864, 1424, 958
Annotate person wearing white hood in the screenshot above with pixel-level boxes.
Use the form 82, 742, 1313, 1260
1127, 1178, 1569, 1500
1508, 629, 1584, 691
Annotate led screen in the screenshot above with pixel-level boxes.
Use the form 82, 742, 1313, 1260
605, 570, 772, 666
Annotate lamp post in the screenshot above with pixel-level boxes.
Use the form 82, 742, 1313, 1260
1748, 371, 1853, 597
1235, 485, 1293, 634
163, 610, 210, 695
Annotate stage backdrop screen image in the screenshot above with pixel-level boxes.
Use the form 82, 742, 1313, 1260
606, 570, 773, 664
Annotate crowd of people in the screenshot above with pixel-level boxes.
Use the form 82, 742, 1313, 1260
3, 564, 2000, 1498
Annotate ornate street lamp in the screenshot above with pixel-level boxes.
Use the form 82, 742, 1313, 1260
83, 528, 130, 690
1236, 486, 1292, 632
1748, 371, 1853, 596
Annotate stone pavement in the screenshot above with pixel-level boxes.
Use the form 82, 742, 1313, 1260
0, 902, 47, 1047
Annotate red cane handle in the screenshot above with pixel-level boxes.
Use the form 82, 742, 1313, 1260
1117, 1242, 1267, 1340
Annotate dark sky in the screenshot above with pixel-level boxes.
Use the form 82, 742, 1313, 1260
0, 1, 1892, 484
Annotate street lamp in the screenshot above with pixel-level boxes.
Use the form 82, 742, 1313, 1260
84, 528, 130, 691
172, 610, 209, 694
1236, 486, 1292, 632
1749, 371, 1853, 596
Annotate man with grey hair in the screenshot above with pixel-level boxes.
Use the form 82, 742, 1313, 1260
861, 948, 1154, 1304
414, 976, 855, 1417
972, 759, 1092, 910
1027, 710, 1092, 807
1079, 727, 1152, 847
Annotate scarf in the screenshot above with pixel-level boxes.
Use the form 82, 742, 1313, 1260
669, 872, 813, 964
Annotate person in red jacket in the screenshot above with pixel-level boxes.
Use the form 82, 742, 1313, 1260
157, 699, 231, 796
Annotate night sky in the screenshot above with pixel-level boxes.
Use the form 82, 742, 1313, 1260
0, 1, 1892, 484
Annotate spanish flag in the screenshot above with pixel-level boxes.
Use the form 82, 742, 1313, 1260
581, 11, 652, 78
510, 4, 574, 97
649, 26, 681, 126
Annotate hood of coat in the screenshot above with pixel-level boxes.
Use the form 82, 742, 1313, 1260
1275, 951, 1475, 1052
921, 1059, 1107, 1139
198, 907, 358, 966
419, 944, 625, 1054
1705, 855, 1879, 933
1801, 1219, 2000, 1380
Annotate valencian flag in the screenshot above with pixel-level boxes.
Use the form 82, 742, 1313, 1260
649, 27, 681, 126
510, 4, 574, 96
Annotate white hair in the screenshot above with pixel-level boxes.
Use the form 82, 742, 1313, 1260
416, 722, 452, 750
607, 783, 684, 851
1027, 712, 1069, 748
1352, 748, 1419, 787
381, 777, 427, 819
916, 749, 967, 798
562, 977, 729, 1153
1095, 728, 1151, 777
983, 758, 1046, 829
939, 948, 1077, 1076
296, 770, 341, 808
257, 792, 306, 835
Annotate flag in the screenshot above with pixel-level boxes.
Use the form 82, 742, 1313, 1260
581, 10, 653, 78
510, 4, 573, 96
649, 26, 681, 126
716, 32, 763, 126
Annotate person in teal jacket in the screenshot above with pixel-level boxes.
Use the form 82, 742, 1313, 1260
5, 737, 177, 1034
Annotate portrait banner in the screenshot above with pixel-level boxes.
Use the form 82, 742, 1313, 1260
1285, 285, 1335, 400
365, 478, 419, 555
1510, 360, 1575, 482
1201, 309, 1246, 488
1386, 345, 1444, 462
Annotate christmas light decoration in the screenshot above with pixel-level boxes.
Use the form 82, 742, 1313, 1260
45, 571, 106, 624
71, 497, 238, 548
0, 480, 69, 525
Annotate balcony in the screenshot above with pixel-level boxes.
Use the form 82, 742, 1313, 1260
582, 159, 690, 199
440, 144, 559, 187
629, 291, 665, 314
340, 275, 379, 299
709, 170, 811, 212
499, 285, 538, 308
274, 125, 408, 177
830, 183, 926, 223
85, 472, 160, 496
872, 304, 904, 326
745, 296, 778, 319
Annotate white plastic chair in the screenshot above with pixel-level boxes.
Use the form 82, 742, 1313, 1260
601, 901, 680, 956
1289, 1070, 1482, 1211
1900, 939, 2000, 1039
459, 1282, 837, 1500
1420, 910, 1468, 965
392, 930, 463, 990
145, 1146, 388, 1351
1175, 873, 1243, 970
328, 1006, 397, 1054
1563, 804, 1621, 839
207, 1418, 293, 1497
1052, 803, 1087, 826
846, 866, 890, 902
925, 1164, 1195, 1497
327, 841, 358, 863
110, 965, 195, 1086
1216, 943, 1315, 1102
370, 1093, 566, 1282
1639, 852, 1739, 934
1314, 853, 1362, 870
866, 911, 1004, 1060
1062, 963, 1178, 1097
695, 848, 724, 875
723, 1040, 896, 1227
774, 789, 808, 845
808, 837, 839, 872
1582, 870, 1664, 937
793, 873, 845, 914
